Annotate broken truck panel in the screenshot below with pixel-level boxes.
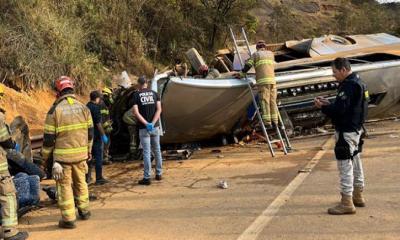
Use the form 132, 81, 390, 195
152, 33, 400, 144
155, 76, 252, 144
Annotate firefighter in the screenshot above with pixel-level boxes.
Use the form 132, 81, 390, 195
41, 76, 93, 228
239, 40, 277, 129
102, 87, 114, 108
122, 106, 140, 160
101, 87, 113, 164
315, 58, 368, 215
0, 85, 29, 240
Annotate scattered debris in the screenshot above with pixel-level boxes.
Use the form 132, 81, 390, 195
89, 193, 98, 201
298, 168, 312, 173
217, 180, 228, 189
217, 155, 225, 158
389, 134, 399, 138
275, 141, 283, 149
211, 149, 222, 154
164, 149, 193, 160
315, 127, 328, 134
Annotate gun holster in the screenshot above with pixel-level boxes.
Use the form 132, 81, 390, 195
334, 132, 352, 160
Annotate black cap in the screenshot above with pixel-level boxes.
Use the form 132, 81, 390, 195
90, 90, 102, 101
138, 76, 147, 85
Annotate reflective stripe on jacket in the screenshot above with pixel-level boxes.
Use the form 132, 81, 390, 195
246, 50, 276, 85
0, 112, 10, 173
42, 94, 94, 164
100, 101, 111, 123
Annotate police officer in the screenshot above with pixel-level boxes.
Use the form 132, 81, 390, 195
0, 85, 28, 240
42, 76, 93, 228
132, 76, 163, 185
240, 40, 277, 129
314, 57, 368, 215
87, 91, 109, 185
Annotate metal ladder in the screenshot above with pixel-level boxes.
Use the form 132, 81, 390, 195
229, 27, 291, 156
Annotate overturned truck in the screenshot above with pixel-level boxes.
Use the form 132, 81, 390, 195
112, 33, 400, 149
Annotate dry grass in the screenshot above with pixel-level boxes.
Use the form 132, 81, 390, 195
0, 0, 398, 93
0, 1, 109, 92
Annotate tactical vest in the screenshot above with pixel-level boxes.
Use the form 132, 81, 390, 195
334, 74, 369, 132
352, 75, 369, 128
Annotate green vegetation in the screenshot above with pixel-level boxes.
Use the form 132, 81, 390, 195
0, 0, 399, 92
0, 0, 255, 92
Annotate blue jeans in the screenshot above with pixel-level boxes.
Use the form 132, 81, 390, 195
139, 127, 163, 179
92, 139, 104, 180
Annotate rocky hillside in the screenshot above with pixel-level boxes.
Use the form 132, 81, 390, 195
252, 0, 400, 43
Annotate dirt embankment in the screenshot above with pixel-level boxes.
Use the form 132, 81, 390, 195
1, 84, 89, 135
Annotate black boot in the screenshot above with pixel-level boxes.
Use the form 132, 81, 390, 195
58, 220, 77, 229
86, 165, 93, 184
138, 178, 151, 185
95, 178, 109, 185
78, 210, 91, 220
264, 122, 273, 130
4, 231, 29, 240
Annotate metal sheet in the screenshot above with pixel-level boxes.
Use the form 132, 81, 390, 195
361, 33, 400, 45
154, 59, 400, 144
159, 78, 252, 143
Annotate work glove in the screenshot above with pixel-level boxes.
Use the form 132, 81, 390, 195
146, 123, 154, 132
101, 134, 109, 144
52, 162, 64, 181
14, 143, 20, 152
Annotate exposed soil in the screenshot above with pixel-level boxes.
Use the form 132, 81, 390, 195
1, 84, 89, 135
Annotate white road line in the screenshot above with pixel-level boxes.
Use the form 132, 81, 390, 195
237, 136, 336, 240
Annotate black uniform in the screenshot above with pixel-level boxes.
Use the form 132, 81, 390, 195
321, 73, 368, 133
322, 72, 369, 160
132, 89, 160, 129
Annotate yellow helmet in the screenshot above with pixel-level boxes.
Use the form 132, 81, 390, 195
102, 87, 112, 95
0, 85, 4, 99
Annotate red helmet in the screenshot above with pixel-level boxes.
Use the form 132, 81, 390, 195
199, 65, 209, 75
54, 76, 74, 92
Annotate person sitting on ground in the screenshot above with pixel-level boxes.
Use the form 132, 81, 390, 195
0, 85, 29, 240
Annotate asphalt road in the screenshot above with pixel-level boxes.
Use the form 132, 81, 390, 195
20, 120, 400, 240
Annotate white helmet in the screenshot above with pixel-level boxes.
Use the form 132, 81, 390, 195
118, 71, 132, 89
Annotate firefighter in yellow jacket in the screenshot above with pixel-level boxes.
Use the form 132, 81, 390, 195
241, 40, 277, 128
41, 76, 93, 229
0, 85, 28, 240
